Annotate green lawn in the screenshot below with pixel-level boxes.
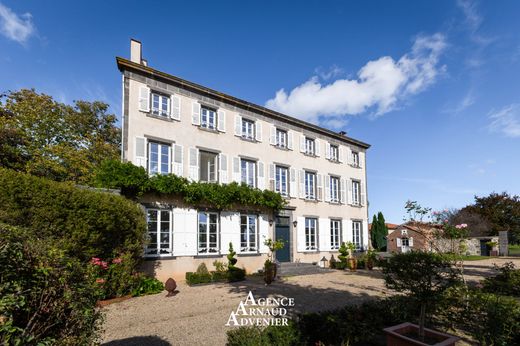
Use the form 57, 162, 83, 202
509, 245, 520, 256
445, 254, 489, 261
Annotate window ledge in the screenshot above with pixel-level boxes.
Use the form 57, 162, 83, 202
300, 249, 319, 253
239, 252, 262, 257
144, 255, 176, 260
303, 153, 318, 158
304, 198, 319, 203
349, 164, 362, 169
328, 201, 341, 205
239, 136, 258, 143
273, 144, 290, 151
349, 204, 364, 208
197, 126, 220, 134
327, 159, 341, 164
194, 254, 222, 258
144, 112, 177, 122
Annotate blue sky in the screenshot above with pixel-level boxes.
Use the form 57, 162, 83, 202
1, 1, 519, 222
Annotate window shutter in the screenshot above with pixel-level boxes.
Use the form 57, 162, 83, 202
270, 126, 276, 145
257, 161, 265, 190
173, 144, 183, 176
360, 181, 366, 206
269, 164, 275, 190
134, 136, 147, 168
340, 178, 346, 204
359, 151, 364, 168
315, 139, 321, 156
397, 238, 402, 247
170, 95, 181, 120
347, 148, 353, 165
217, 109, 226, 132
317, 174, 323, 201
255, 122, 262, 142
191, 102, 200, 125
338, 146, 344, 163
319, 218, 330, 251
287, 131, 294, 150
347, 180, 353, 204
289, 168, 297, 198
138, 86, 150, 112
325, 175, 331, 202
300, 135, 306, 153
188, 147, 199, 181
234, 115, 242, 136
325, 142, 331, 159
296, 217, 306, 252
219, 154, 228, 184
232, 157, 241, 183
298, 170, 305, 199
409, 237, 414, 247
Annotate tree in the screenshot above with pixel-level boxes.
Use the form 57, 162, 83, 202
458, 192, 520, 243
371, 212, 388, 250
0, 89, 120, 184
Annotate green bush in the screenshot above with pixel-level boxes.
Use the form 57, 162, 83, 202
333, 261, 347, 270
186, 267, 246, 285
0, 223, 103, 345
211, 271, 228, 282
0, 168, 147, 262
185, 272, 212, 285
226, 324, 300, 346
228, 267, 246, 282
131, 275, 164, 297
482, 262, 520, 297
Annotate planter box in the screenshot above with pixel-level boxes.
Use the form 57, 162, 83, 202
383, 322, 459, 346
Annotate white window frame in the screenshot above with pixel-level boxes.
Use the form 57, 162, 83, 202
352, 151, 360, 167
352, 180, 361, 206
145, 208, 172, 256
200, 107, 217, 130
304, 171, 316, 200
151, 92, 170, 117
240, 214, 258, 253
198, 211, 219, 254
199, 150, 218, 183
305, 218, 318, 251
330, 219, 341, 250
305, 137, 315, 156
241, 159, 256, 188
275, 165, 288, 197
330, 144, 339, 162
241, 118, 255, 140
148, 141, 171, 175
275, 129, 288, 148
401, 237, 410, 247
330, 176, 340, 203
352, 220, 363, 250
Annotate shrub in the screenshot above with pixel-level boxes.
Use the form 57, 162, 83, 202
227, 242, 238, 269
211, 271, 228, 282
213, 260, 227, 273
196, 263, 210, 275
226, 324, 300, 346
0, 168, 147, 262
333, 261, 347, 270
338, 242, 348, 264
482, 262, 520, 297
131, 275, 164, 297
0, 223, 103, 345
185, 272, 212, 285
228, 267, 246, 282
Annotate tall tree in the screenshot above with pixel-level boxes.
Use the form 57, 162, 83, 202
371, 212, 388, 250
0, 89, 120, 184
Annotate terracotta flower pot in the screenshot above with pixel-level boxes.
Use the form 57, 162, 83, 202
264, 264, 274, 285
348, 258, 357, 272
366, 259, 374, 270
383, 322, 459, 346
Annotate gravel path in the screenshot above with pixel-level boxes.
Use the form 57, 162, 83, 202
101, 257, 520, 346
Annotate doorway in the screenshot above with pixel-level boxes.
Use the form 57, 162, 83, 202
275, 216, 291, 262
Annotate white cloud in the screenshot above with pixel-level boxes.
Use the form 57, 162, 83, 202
457, 0, 482, 33
0, 3, 35, 44
265, 33, 446, 124
488, 104, 520, 138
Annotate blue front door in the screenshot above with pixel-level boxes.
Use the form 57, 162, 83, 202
275, 217, 291, 262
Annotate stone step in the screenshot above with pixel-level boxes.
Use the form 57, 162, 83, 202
278, 262, 334, 277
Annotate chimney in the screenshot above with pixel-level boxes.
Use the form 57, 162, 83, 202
130, 39, 142, 64
339, 131, 347, 136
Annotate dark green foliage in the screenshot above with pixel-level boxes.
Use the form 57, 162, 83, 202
482, 262, 520, 297
227, 267, 246, 282
186, 262, 245, 285
227, 242, 238, 269
94, 159, 286, 211
333, 261, 347, 270
0, 168, 147, 262
185, 272, 212, 285
371, 212, 388, 250
226, 324, 300, 346
211, 271, 228, 282
131, 276, 164, 297
338, 242, 348, 263
0, 223, 103, 345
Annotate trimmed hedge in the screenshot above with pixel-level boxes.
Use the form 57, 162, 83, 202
185, 268, 246, 285
0, 168, 147, 262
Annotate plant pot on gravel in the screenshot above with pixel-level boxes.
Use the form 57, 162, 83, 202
264, 260, 274, 285
383, 322, 459, 346
348, 257, 357, 272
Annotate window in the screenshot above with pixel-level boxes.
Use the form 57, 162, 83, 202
304, 171, 316, 200
352, 151, 360, 167
200, 107, 217, 130
198, 212, 219, 254
330, 219, 341, 250
330, 176, 340, 203
401, 237, 410, 247
241, 159, 256, 188
151, 93, 169, 117
200, 151, 218, 182
146, 209, 172, 255
240, 214, 258, 253
353, 221, 363, 250
275, 165, 289, 196
241, 118, 255, 140
330, 145, 339, 162
305, 218, 317, 250
305, 137, 315, 155
149, 142, 170, 175
352, 180, 361, 205
276, 129, 288, 148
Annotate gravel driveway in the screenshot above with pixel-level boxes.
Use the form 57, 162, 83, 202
101, 257, 520, 346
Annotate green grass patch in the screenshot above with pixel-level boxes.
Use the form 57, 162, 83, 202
444, 254, 489, 261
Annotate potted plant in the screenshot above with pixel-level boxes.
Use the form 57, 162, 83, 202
263, 238, 284, 284
365, 249, 377, 270
382, 251, 461, 345
486, 241, 499, 256
346, 242, 357, 272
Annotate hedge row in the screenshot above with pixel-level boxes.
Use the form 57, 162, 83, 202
0, 167, 147, 262
185, 268, 246, 285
